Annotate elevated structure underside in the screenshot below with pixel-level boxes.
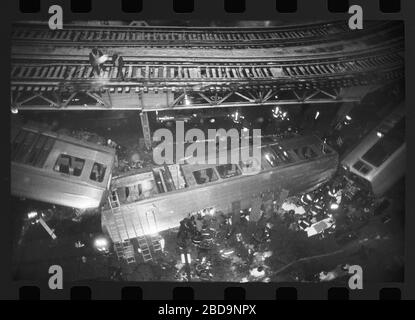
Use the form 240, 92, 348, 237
11, 20, 404, 111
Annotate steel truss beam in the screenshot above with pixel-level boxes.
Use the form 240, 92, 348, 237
164, 87, 356, 110
11, 85, 371, 111
11, 90, 113, 110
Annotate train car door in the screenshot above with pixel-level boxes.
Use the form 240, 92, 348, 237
139, 205, 159, 235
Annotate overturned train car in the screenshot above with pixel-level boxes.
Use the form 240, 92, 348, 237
341, 103, 405, 196
102, 135, 338, 243
11, 125, 116, 209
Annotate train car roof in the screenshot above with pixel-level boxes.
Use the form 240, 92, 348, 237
16, 125, 116, 155
110, 134, 332, 187
374, 103, 405, 134
341, 102, 405, 164
180, 134, 327, 164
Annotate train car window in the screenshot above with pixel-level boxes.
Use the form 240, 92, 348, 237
269, 145, 295, 164
193, 168, 218, 185
352, 160, 372, 175
309, 144, 323, 156
168, 164, 187, 189
293, 146, 318, 160
127, 179, 159, 202
362, 118, 405, 167
263, 150, 279, 167
152, 169, 166, 193
160, 167, 175, 192
353, 160, 364, 171
54, 154, 85, 176
216, 164, 242, 179
125, 184, 142, 202
239, 158, 262, 174
291, 148, 304, 160
90, 162, 107, 182
114, 187, 128, 202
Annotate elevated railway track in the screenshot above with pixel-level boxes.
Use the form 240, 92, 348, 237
10, 21, 404, 111
11, 21, 395, 49
11, 46, 404, 92
12, 21, 403, 63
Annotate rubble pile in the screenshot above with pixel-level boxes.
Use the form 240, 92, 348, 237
64, 129, 108, 145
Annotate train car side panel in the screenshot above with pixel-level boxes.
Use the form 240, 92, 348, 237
103, 154, 338, 241
11, 126, 116, 209
371, 144, 406, 196
11, 164, 106, 209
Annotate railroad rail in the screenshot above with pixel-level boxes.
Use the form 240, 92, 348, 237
11, 46, 404, 93
12, 21, 396, 48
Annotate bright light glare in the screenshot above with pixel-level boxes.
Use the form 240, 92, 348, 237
93, 236, 109, 252
330, 203, 339, 210
27, 211, 38, 219
184, 94, 191, 106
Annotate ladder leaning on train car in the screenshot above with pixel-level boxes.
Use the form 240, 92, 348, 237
107, 189, 163, 263
108, 190, 136, 264
135, 206, 164, 262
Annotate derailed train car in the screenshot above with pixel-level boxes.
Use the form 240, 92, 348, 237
11, 125, 116, 209
101, 134, 339, 245
341, 103, 405, 196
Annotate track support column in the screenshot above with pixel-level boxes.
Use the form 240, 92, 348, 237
140, 111, 152, 150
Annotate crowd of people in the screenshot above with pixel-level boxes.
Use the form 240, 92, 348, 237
279, 169, 376, 242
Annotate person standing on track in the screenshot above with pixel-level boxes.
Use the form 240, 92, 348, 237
112, 53, 125, 81
89, 47, 105, 77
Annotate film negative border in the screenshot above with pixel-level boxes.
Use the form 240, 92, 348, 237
17, 0, 403, 14
1, 0, 414, 300
13, 0, 405, 18
16, 283, 404, 300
